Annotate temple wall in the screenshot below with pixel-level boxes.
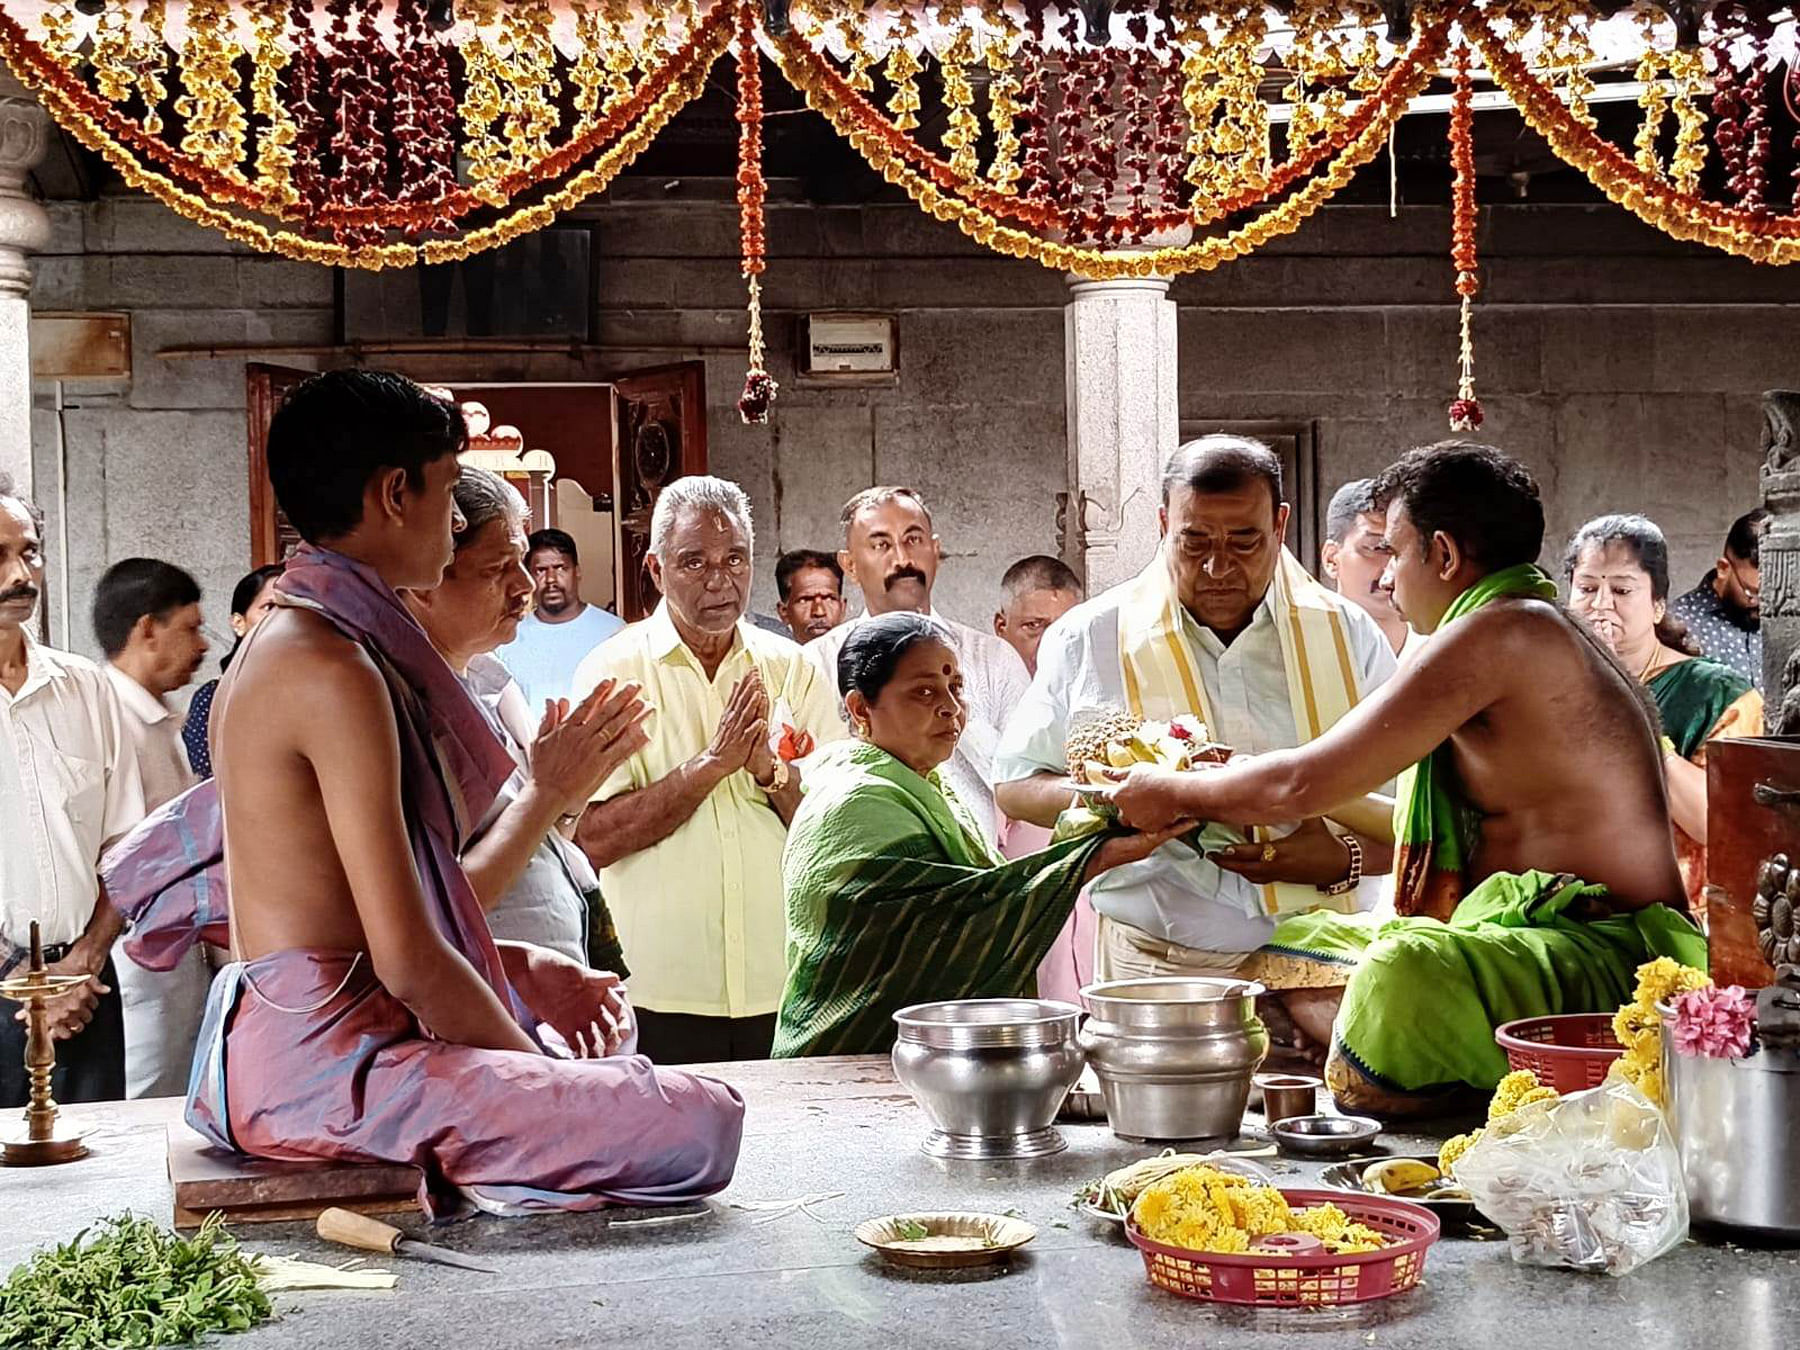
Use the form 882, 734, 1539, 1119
26, 188, 1799, 675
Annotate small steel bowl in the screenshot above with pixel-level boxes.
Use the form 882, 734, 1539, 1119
1271, 1114, 1381, 1159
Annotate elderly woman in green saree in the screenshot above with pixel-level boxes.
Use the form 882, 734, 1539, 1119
773, 613, 1190, 1058
1566, 514, 1764, 920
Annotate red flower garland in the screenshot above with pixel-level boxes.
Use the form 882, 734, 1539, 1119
735, 0, 776, 424
1448, 41, 1483, 433
390, 0, 459, 238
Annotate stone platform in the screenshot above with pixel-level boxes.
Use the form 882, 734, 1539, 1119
8, 1057, 1798, 1349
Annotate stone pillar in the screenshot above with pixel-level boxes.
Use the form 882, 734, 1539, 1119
1062, 273, 1180, 593
1759, 390, 1800, 734
0, 73, 49, 499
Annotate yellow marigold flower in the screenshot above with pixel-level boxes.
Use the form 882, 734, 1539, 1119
1438, 1128, 1482, 1173
1488, 1068, 1546, 1121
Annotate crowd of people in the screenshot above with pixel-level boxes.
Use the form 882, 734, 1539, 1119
0, 367, 1763, 1203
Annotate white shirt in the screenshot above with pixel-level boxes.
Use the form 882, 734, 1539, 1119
994, 586, 1398, 952
104, 665, 198, 817
0, 635, 146, 947
806, 608, 1031, 843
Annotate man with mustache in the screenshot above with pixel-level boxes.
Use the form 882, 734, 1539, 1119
404, 466, 646, 978
496, 528, 625, 713
0, 470, 146, 1105
994, 438, 1396, 1059
804, 486, 1030, 844
1669, 508, 1767, 689
774, 549, 847, 645
91, 558, 212, 1099
573, 476, 843, 1064
1320, 480, 1410, 657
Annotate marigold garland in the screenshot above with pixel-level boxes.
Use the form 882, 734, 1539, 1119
1468, 14, 1800, 265
770, 11, 1450, 280
735, 0, 776, 423
0, 0, 729, 269
1448, 39, 1483, 433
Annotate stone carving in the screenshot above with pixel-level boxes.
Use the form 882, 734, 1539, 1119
1762, 391, 1800, 711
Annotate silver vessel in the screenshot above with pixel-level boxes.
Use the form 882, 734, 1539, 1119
1079, 977, 1269, 1143
891, 998, 1085, 1159
1664, 996, 1800, 1240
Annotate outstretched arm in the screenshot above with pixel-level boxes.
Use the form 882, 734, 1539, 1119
1112, 613, 1505, 832
309, 649, 537, 1054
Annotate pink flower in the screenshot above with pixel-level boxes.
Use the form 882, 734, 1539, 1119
1670, 985, 1757, 1060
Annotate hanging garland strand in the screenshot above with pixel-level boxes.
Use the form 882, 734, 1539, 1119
1467, 14, 1800, 264
736, 0, 777, 423
1448, 39, 1483, 433
770, 11, 1452, 280
0, 1, 730, 269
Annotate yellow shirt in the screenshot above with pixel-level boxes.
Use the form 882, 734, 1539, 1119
571, 604, 844, 1017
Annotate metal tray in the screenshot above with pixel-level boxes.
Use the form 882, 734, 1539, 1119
1319, 1154, 1482, 1228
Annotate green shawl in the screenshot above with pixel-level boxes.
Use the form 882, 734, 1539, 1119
1392, 564, 1560, 916
1647, 657, 1754, 761
772, 739, 1108, 1058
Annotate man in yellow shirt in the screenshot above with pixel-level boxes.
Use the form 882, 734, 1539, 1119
573, 476, 842, 1064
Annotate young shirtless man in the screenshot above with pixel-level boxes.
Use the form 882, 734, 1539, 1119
1110, 442, 1706, 1116
190, 370, 742, 1211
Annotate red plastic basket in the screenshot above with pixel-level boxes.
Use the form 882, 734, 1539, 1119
1125, 1189, 1440, 1307
1494, 1012, 1622, 1093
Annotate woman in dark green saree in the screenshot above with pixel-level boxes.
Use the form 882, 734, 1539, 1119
773, 614, 1188, 1058
1566, 515, 1763, 917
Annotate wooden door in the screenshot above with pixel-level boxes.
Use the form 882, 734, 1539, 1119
246, 363, 314, 567
609, 361, 709, 622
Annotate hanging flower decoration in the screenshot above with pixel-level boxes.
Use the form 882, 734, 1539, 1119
7, 0, 1800, 295
1448, 38, 1483, 434
735, 0, 776, 424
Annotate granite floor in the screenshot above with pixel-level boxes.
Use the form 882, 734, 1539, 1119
9, 1059, 1798, 1350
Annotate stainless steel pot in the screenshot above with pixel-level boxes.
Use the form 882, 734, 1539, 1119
891, 998, 1085, 1159
1079, 977, 1269, 1142
1663, 1023, 1800, 1240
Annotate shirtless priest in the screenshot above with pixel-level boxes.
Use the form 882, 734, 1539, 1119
1110, 442, 1706, 1117
161, 371, 743, 1214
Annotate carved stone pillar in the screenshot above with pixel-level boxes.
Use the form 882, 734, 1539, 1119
1063, 272, 1180, 593
1760, 390, 1800, 733
0, 74, 49, 500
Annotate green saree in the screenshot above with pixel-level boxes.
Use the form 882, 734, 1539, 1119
773, 739, 1108, 1059
1647, 657, 1756, 760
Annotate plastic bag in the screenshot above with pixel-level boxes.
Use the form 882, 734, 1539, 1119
1452, 1077, 1687, 1276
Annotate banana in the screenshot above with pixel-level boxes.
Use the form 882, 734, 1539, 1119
1081, 759, 1115, 786
1126, 735, 1160, 763
1106, 741, 1138, 769
1360, 1158, 1440, 1195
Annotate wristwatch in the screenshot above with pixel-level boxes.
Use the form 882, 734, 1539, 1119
757, 759, 792, 794
1322, 832, 1363, 897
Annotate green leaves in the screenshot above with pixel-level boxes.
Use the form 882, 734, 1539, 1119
0, 1213, 272, 1348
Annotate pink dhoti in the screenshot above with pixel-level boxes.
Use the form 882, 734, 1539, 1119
188, 949, 744, 1217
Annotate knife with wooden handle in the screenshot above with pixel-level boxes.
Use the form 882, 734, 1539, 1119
316, 1207, 496, 1273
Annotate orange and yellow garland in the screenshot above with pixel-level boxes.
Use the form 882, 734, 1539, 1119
1448, 40, 1483, 433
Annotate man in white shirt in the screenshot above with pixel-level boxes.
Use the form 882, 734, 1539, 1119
806, 486, 1030, 843
994, 439, 1397, 1036
1321, 479, 1411, 657
0, 472, 146, 1106
497, 528, 625, 713
91, 558, 209, 1098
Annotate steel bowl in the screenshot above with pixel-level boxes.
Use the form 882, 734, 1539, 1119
891, 998, 1085, 1159
1079, 977, 1269, 1143
1272, 1114, 1381, 1159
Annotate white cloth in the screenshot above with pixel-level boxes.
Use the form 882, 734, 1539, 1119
806, 608, 1030, 843
993, 586, 1397, 953
104, 664, 208, 1100
103, 666, 196, 814
0, 634, 144, 948
496, 605, 626, 714
462, 653, 593, 965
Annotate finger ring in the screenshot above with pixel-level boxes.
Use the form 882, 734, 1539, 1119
1261, 843, 1278, 863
